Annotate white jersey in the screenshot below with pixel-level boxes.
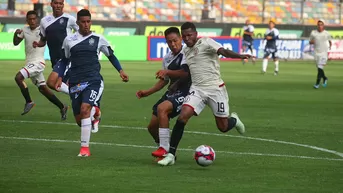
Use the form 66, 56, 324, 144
182, 37, 223, 87
17, 26, 45, 64
309, 30, 331, 54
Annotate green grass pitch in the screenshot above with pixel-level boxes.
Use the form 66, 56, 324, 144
0, 60, 342, 193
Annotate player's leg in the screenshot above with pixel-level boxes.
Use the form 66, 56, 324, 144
242, 42, 248, 64
33, 72, 68, 120
47, 71, 69, 94
15, 67, 35, 115
208, 85, 245, 134
151, 99, 180, 158
78, 80, 104, 156
249, 44, 256, 64
90, 105, 101, 133
262, 50, 270, 73
158, 89, 205, 166
147, 114, 159, 145
273, 52, 279, 75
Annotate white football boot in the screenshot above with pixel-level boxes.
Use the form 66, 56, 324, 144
157, 153, 175, 166
230, 112, 245, 134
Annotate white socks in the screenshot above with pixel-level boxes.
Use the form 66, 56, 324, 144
90, 106, 96, 121
262, 59, 268, 72
263, 59, 279, 73
159, 128, 170, 151
274, 60, 279, 72
58, 82, 69, 95
81, 117, 92, 147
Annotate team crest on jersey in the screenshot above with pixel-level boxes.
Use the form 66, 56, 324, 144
89, 38, 95, 46
59, 18, 64, 24
193, 48, 199, 56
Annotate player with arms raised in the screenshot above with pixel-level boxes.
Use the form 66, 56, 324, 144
262, 20, 279, 75
55, 9, 129, 157
158, 22, 250, 166
136, 27, 191, 160
309, 20, 332, 89
33, 0, 78, 95
242, 19, 255, 64
13, 10, 68, 118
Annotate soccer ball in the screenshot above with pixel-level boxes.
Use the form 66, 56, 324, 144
194, 145, 215, 167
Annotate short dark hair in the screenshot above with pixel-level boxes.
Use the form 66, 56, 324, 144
181, 22, 197, 31
26, 10, 37, 18
77, 9, 91, 20
164, 27, 180, 37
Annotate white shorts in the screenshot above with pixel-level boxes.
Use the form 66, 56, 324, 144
20, 61, 46, 87
315, 53, 328, 69
183, 83, 229, 117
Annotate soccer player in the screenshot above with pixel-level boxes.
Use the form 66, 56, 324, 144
55, 9, 129, 157
309, 20, 332, 89
242, 19, 255, 64
157, 22, 250, 166
136, 27, 191, 159
13, 10, 68, 119
32, 0, 78, 94
262, 20, 279, 75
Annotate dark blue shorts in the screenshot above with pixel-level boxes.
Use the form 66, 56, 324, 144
69, 80, 104, 116
52, 61, 70, 83
152, 90, 188, 119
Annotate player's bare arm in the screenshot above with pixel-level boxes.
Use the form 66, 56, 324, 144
13, 29, 23, 46
136, 79, 169, 99
156, 69, 188, 79
329, 40, 332, 49
217, 48, 251, 59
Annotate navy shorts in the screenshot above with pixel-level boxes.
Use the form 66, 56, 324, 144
264, 48, 278, 59
52, 61, 70, 83
152, 90, 188, 119
69, 80, 104, 116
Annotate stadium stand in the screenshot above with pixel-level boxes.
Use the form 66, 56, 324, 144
0, 0, 342, 24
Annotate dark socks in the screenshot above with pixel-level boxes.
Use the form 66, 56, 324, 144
20, 87, 32, 103
316, 68, 322, 85
226, 117, 237, 132
316, 68, 327, 85
169, 120, 186, 156
41, 91, 64, 109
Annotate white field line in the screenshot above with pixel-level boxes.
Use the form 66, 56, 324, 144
1, 119, 343, 159
0, 135, 342, 162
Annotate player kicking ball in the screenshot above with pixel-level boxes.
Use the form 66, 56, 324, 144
55, 9, 129, 157
309, 19, 332, 89
158, 22, 251, 166
13, 10, 68, 119
136, 27, 191, 160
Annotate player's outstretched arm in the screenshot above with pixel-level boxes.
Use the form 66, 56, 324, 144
217, 48, 251, 59
13, 29, 23, 46
136, 79, 168, 99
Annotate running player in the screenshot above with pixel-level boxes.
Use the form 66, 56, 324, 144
309, 19, 332, 89
33, 0, 78, 94
55, 9, 129, 157
262, 20, 279, 75
242, 19, 255, 64
158, 22, 250, 166
13, 10, 68, 119
136, 27, 191, 160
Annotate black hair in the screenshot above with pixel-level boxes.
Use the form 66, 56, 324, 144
164, 27, 180, 37
181, 22, 197, 31
26, 10, 37, 18
77, 9, 91, 20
